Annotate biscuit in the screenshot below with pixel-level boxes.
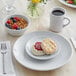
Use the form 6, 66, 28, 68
41, 38, 57, 55
32, 45, 45, 56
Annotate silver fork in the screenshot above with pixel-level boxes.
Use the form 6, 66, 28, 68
1, 43, 7, 74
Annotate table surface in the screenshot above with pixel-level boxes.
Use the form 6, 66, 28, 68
0, 0, 76, 76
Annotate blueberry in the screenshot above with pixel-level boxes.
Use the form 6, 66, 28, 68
10, 17, 17, 23
5, 23, 12, 29
10, 17, 14, 20
16, 27, 21, 30
13, 19, 17, 23
5, 23, 9, 27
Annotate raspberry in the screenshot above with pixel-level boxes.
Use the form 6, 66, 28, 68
14, 17, 20, 21
12, 23, 19, 29
6, 19, 12, 24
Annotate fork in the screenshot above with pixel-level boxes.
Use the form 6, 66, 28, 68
1, 43, 7, 74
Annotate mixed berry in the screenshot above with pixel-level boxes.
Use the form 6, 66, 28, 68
5, 16, 28, 30
65, 0, 76, 5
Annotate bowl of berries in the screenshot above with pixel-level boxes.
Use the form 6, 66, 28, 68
4, 14, 30, 36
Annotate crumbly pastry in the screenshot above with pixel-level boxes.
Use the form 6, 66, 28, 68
32, 45, 45, 56
41, 38, 57, 55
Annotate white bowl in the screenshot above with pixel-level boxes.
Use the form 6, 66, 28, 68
4, 14, 30, 36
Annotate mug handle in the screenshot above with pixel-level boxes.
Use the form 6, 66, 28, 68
63, 17, 70, 27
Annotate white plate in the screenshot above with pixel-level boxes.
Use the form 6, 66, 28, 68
13, 31, 72, 71
25, 36, 59, 60
59, 0, 76, 8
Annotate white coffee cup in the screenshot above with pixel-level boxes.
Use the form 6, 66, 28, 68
50, 7, 70, 33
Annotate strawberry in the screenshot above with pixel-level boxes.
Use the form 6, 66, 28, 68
12, 23, 19, 29
6, 19, 12, 24
66, 0, 74, 4
14, 17, 20, 21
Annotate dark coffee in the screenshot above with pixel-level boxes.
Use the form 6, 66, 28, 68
52, 10, 64, 16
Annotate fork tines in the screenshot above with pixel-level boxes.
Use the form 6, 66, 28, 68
1, 43, 7, 54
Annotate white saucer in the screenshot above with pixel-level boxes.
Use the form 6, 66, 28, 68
25, 36, 59, 60
13, 31, 72, 71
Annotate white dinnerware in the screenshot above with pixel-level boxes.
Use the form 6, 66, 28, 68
25, 35, 59, 60
50, 7, 70, 33
13, 31, 72, 71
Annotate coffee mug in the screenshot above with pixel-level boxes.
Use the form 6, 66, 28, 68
50, 7, 70, 33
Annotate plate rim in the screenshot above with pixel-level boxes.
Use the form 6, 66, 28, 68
13, 31, 73, 71
59, 0, 76, 8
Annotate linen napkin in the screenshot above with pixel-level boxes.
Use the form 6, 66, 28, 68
0, 41, 16, 76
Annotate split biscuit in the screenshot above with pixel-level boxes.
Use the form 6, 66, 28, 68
41, 38, 57, 55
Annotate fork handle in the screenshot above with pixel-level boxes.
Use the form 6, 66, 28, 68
2, 54, 6, 74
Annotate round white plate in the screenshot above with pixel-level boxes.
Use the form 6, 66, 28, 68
25, 36, 59, 60
59, 0, 76, 8
13, 31, 72, 71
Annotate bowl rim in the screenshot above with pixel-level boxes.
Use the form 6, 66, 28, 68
4, 14, 31, 31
